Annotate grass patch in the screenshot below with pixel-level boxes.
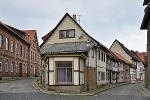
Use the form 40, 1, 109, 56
35, 79, 45, 91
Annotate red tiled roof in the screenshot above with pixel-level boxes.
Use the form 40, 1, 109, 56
112, 51, 130, 64
22, 30, 36, 44
0, 21, 30, 45
135, 51, 147, 62
41, 29, 53, 42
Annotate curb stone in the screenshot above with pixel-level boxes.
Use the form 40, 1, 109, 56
142, 86, 150, 95
34, 81, 142, 96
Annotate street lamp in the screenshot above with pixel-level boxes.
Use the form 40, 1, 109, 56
86, 40, 91, 91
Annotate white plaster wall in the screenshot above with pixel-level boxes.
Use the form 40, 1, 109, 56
96, 49, 106, 69
97, 67, 106, 85
54, 57, 73, 61
136, 62, 140, 79
74, 72, 79, 85
49, 57, 54, 70
49, 72, 53, 85
80, 59, 84, 84
74, 57, 79, 85
74, 57, 79, 70
49, 57, 54, 85
45, 60, 48, 85
80, 59, 84, 71
110, 41, 132, 63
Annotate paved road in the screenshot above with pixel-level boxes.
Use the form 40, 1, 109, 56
96, 82, 150, 100
0, 78, 150, 100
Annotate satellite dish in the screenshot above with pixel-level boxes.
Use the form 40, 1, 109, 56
78, 33, 82, 39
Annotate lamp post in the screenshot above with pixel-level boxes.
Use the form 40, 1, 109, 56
86, 40, 90, 91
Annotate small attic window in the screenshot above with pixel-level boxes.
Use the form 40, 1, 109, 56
23, 35, 26, 41
59, 29, 75, 39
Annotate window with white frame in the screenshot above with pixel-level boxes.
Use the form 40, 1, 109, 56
6, 38, 9, 50
98, 71, 105, 81
91, 48, 94, 58
57, 62, 72, 84
16, 43, 18, 54
0, 34, 2, 48
0, 58, 2, 71
16, 62, 18, 73
5, 59, 8, 72
11, 40, 14, 52
11, 61, 14, 72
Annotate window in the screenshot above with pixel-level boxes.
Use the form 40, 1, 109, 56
101, 52, 103, 61
33, 66, 35, 74
60, 30, 66, 38
26, 49, 28, 59
26, 64, 27, 74
16, 62, 18, 73
6, 38, 9, 50
0, 58, 2, 71
101, 51, 105, 62
5, 59, 8, 72
16, 43, 18, 54
31, 51, 32, 60
24, 47, 25, 58
0, 34, 3, 48
68, 30, 75, 38
91, 48, 94, 58
11, 41, 14, 52
101, 72, 105, 80
59, 29, 75, 39
98, 71, 105, 81
98, 51, 100, 60
104, 53, 105, 62
98, 72, 101, 81
57, 62, 72, 84
20, 45, 22, 56
11, 61, 14, 72
23, 64, 25, 73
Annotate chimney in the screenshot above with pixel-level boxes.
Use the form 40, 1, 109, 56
73, 14, 76, 21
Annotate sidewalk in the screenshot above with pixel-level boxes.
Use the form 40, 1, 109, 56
34, 81, 146, 96
0, 77, 33, 83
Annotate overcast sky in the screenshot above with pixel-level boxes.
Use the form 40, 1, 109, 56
0, 0, 147, 52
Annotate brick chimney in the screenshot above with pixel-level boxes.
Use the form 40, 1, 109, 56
73, 14, 76, 21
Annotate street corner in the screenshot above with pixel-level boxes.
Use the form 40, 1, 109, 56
142, 86, 150, 96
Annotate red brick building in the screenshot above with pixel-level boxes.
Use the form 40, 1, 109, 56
0, 20, 40, 79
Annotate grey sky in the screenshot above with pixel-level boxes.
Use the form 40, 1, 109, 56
0, 0, 147, 52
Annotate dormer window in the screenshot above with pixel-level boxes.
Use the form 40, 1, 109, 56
59, 29, 75, 39
23, 35, 26, 41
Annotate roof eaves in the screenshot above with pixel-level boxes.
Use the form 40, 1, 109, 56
40, 13, 109, 52
141, 6, 150, 29
0, 21, 30, 45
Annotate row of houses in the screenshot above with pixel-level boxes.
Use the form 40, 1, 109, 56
0, 21, 40, 79
40, 13, 146, 93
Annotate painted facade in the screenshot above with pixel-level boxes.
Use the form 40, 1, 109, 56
0, 21, 40, 79
40, 13, 109, 92
110, 39, 139, 83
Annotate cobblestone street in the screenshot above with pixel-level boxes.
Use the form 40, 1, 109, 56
0, 78, 150, 100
